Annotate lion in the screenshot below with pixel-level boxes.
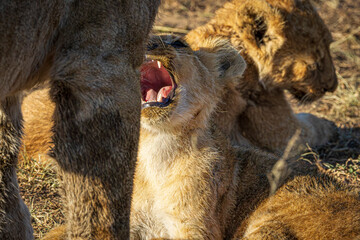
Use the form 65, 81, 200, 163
0, 1, 159, 239
236, 174, 360, 240
126, 29, 357, 240
186, 0, 338, 153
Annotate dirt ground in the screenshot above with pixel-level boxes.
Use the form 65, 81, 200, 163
17, 0, 359, 238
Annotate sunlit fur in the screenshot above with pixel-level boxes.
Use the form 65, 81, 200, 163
237, 175, 360, 240
186, 0, 338, 153
19, 87, 54, 163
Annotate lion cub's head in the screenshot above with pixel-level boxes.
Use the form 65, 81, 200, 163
140, 35, 246, 132
187, 0, 338, 102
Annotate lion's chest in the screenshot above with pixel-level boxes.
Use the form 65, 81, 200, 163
138, 133, 197, 187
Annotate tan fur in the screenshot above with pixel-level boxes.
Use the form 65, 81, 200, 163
0, 1, 159, 239
42, 225, 66, 240
186, 0, 338, 153
237, 174, 360, 240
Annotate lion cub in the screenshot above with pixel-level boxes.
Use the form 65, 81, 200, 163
130, 35, 247, 239
186, 0, 338, 154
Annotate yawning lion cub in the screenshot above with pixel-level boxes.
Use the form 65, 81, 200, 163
130, 35, 247, 239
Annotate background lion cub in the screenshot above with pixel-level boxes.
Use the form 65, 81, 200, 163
130, 35, 247, 239
186, 0, 338, 154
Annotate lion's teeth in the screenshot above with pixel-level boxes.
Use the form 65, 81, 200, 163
157, 86, 172, 103
157, 61, 161, 68
157, 92, 164, 102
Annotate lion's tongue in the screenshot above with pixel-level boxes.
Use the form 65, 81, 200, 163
145, 86, 172, 103
145, 89, 157, 102
157, 86, 172, 102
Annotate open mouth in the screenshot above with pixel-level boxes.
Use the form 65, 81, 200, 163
140, 59, 176, 108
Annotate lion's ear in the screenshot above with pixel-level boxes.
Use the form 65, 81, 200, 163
214, 41, 247, 81
226, 0, 286, 58
190, 38, 246, 81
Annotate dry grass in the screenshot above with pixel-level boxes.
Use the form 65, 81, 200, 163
16, 0, 359, 238
299, 145, 360, 189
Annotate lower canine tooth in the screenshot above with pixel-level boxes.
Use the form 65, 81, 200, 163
157, 92, 163, 102
157, 61, 161, 68
157, 86, 172, 103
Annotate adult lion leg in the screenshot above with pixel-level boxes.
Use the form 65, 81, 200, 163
48, 1, 159, 238
0, 95, 33, 240
50, 60, 141, 239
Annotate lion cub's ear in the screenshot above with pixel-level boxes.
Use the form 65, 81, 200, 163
190, 38, 246, 82
214, 40, 247, 81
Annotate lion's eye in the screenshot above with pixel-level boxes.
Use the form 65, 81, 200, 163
171, 40, 188, 48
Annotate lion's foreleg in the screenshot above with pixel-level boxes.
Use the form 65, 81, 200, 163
0, 95, 34, 240
47, 1, 159, 238
49, 55, 141, 239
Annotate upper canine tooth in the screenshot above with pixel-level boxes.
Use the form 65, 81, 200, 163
157, 61, 161, 68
